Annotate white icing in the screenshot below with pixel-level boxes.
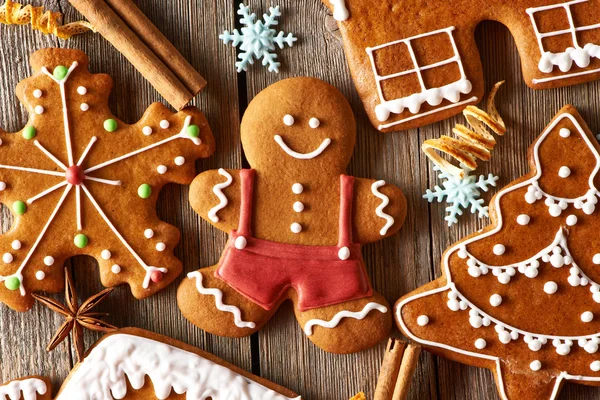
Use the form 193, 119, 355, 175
293, 201, 304, 212
100, 250, 111, 260
330, 0, 349, 21
283, 114, 295, 126
338, 246, 350, 260
560, 128, 571, 138
157, 165, 167, 174
530, 360, 542, 371
33, 89, 42, 98
582, 312, 594, 323
304, 302, 387, 335
544, 281, 558, 294
156, 242, 166, 252
559, 166, 571, 178
417, 315, 429, 326
0, 182, 6, 190
366, 27, 473, 124
0, 378, 46, 400
36, 270, 45, 280
11, 240, 21, 250
292, 183, 303, 194
144, 229, 154, 239
493, 244, 506, 256
175, 156, 186, 166
516, 214, 530, 225
208, 169, 233, 223
567, 215, 578, 226
308, 117, 320, 128
371, 180, 394, 235
274, 135, 331, 160
111, 264, 121, 274
290, 223, 302, 233
474, 338, 487, 349
77, 86, 87, 95
188, 272, 256, 329
235, 236, 247, 250
54, 333, 296, 400
3, 253, 13, 264
490, 294, 502, 307
538, 45, 600, 74
160, 120, 170, 129
43, 256, 54, 266
142, 126, 153, 136
34, 105, 44, 115
80, 103, 89, 111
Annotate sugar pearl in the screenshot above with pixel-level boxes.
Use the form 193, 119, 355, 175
157, 165, 168, 174
292, 183, 304, 194
559, 128, 571, 138
144, 229, 154, 239
11, 240, 21, 250
235, 236, 247, 250
142, 126, 153, 136
2, 253, 13, 263
35, 271, 46, 280
174, 156, 185, 166
416, 315, 429, 326
77, 86, 87, 95
0, 182, 6, 191
43, 256, 54, 266
80, 103, 89, 111
34, 105, 44, 115
517, 214, 530, 225
283, 114, 295, 126
475, 338, 487, 349
566, 215, 578, 226
156, 242, 166, 251
111, 264, 121, 274
592, 361, 600, 372
100, 250, 111, 260
493, 244, 506, 255
544, 281, 558, 294
293, 201, 304, 212
530, 360, 542, 371
309, 117, 320, 128
490, 294, 503, 307
160, 120, 170, 129
558, 166, 571, 178
33, 89, 42, 98
291, 223, 302, 234
582, 311, 594, 323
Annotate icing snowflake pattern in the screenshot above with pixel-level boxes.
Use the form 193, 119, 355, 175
220, 4, 297, 73
424, 165, 499, 226
0, 49, 214, 312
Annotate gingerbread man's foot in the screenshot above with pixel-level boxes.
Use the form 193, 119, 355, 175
177, 265, 275, 337
498, 362, 560, 400
294, 292, 392, 354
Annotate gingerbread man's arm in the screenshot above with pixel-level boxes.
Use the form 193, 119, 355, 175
189, 169, 242, 233
352, 178, 407, 244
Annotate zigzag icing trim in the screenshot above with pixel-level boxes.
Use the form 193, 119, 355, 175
303, 302, 387, 336
371, 180, 394, 235
208, 169, 233, 223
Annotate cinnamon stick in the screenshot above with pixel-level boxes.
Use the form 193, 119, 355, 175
374, 339, 406, 400
104, 0, 206, 94
68, 0, 194, 110
392, 344, 421, 400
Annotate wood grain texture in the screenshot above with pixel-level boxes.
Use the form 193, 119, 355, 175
0, 1, 599, 400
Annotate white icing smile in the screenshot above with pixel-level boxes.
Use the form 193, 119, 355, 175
274, 135, 331, 160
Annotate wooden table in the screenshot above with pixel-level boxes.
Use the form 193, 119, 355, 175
1, 1, 600, 399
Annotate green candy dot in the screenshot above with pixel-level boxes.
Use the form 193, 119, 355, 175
74, 234, 88, 248
12, 201, 26, 215
187, 124, 200, 138
138, 184, 152, 199
103, 119, 118, 132
4, 277, 20, 291
53, 65, 69, 81
22, 126, 36, 140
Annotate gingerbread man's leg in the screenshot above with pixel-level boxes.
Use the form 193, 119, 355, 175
177, 265, 276, 337
293, 292, 392, 354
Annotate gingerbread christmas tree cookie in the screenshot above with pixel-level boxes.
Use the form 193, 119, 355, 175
0, 48, 214, 312
178, 77, 407, 354
396, 105, 600, 399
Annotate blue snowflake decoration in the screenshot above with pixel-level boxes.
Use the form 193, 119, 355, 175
424, 165, 499, 226
220, 4, 297, 73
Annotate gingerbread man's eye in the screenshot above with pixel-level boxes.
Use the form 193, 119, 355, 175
283, 114, 295, 126
309, 118, 320, 129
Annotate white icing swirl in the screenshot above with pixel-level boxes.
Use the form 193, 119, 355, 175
303, 302, 387, 336
208, 169, 233, 223
371, 180, 395, 235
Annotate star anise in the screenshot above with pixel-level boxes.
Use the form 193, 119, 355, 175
32, 271, 116, 362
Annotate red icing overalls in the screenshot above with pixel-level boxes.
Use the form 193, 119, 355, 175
215, 169, 373, 312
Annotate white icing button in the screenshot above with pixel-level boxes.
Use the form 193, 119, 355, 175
11, 240, 21, 250
80, 103, 89, 111
142, 126, 153, 136
559, 128, 571, 138
558, 166, 571, 178
77, 86, 87, 95
582, 311, 594, 323
34, 105, 44, 115
292, 183, 304, 194
156, 242, 166, 252
0, 182, 6, 191
592, 361, 600, 372
338, 246, 350, 260
33, 89, 42, 98
490, 294, 502, 307
309, 117, 320, 128
283, 114, 295, 126
100, 250, 111, 260
235, 236, 247, 250
474, 338, 487, 349
160, 120, 170, 129
493, 244, 506, 255
566, 215, 578, 226
530, 360, 542, 371
111, 264, 121, 274
416, 315, 429, 326
516, 214, 530, 226
594, 254, 600, 265
144, 229, 154, 239
544, 281, 558, 294
2, 253, 13, 263
157, 165, 168, 174
35, 271, 46, 280
293, 201, 304, 212
43, 256, 54, 266
291, 223, 302, 234
174, 156, 185, 166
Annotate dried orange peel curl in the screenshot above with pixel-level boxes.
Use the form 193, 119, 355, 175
350, 393, 366, 400
0, 0, 94, 39
422, 81, 506, 178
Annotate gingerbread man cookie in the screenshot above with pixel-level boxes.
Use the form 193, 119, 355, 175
323, 0, 600, 132
178, 77, 407, 354
0, 48, 214, 312
397, 105, 600, 399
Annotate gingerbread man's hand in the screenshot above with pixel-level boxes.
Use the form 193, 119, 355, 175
189, 169, 242, 233
353, 178, 407, 244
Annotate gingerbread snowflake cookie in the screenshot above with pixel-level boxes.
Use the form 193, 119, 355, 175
0, 328, 300, 400
397, 105, 600, 399
178, 77, 407, 354
0, 48, 214, 312
323, 0, 600, 132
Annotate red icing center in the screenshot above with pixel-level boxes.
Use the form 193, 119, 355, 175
150, 271, 163, 283
65, 166, 85, 185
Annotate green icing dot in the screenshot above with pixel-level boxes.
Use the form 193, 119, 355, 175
12, 201, 26, 215
187, 124, 200, 138
138, 184, 152, 199
53, 65, 69, 81
74, 233, 88, 248
4, 277, 20, 291
103, 119, 118, 132
22, 126, 36, 140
